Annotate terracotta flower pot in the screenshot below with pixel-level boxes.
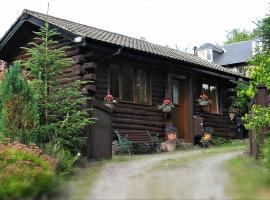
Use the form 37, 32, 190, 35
201, 105, 209, 112
229, 112, 236, 121
165, 132, 177, 141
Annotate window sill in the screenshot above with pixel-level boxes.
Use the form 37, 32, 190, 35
117, 100, 152, 106
200, 111, 222, 116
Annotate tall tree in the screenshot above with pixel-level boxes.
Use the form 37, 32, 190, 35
23, 23, 93, 153
224, 28, 258, 44
0, 61, 38, 143
257, 16, 270, 50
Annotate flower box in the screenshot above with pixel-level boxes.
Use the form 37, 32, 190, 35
165, 132, 177, 141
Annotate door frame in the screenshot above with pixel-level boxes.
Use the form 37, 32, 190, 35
166, 70, 193, 143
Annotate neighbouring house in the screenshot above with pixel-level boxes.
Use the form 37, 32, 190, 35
0, 10, 249, 157
197, 39, 262, 76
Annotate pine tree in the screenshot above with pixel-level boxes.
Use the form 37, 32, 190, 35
24, 23, 93, 153
0, 61, 38, 143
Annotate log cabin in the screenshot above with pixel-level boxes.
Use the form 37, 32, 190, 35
0, 9, 249, 147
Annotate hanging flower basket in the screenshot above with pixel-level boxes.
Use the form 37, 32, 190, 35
158, 99, 174, 113
104, 91, 117, 108
197, 94, 211, 106
229, 111, 236, 121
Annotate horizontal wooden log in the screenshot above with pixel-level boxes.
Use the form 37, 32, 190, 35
113, 113, 164, 122
116, 129, 162, 136
82, 62, 98, 70
83, 73, 96, 81
65, 48, 80, 57
114, 107, 163, 116
57, 78, 72, 84
112, 118, 165, 127
112, 123, 163, 132
115, 103, 161, 112
71, 75, 81, 81
84, 85, 96, 92
59, 69, 80, 78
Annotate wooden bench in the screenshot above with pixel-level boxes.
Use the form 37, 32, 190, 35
114, 130, 159, 153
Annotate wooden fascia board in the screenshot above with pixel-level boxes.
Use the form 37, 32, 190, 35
25, 16, 80, 42
0, 18, 24, 50
0, 14, 83, 53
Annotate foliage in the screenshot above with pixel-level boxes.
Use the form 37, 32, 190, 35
43, 141, 79, 174
225, 155, 270, 199
230, 81, 253, 115
0, 61, 39, 144
262, 136, 270, 169
0, 141, 57, 199
23, 23, 94, 154
256, 16, 270, 51
210, 137, 231, 146
224, 28, 258, 44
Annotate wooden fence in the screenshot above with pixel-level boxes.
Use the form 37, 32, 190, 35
87, 100, 112, 160
248, 85, 270, 158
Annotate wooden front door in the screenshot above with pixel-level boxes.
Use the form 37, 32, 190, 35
172, 79, 189, 142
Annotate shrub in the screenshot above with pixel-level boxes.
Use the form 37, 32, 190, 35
0, 141, 57, 199
0, 61, 39, 144
43, 141, 78, 174
262, 136, 270, 169
211, 137, 231, 146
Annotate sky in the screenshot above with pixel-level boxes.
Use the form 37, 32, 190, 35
0, 0, 269, 52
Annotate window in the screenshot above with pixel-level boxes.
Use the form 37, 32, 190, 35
122, 67, 134, 101
136, 69, 147, 103
172, 80, 180, 105
110, 64, 120, 98
201, 83, 219, 114
109, 64, 149, 103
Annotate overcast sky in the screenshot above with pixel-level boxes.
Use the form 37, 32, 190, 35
0, 0, 269, 52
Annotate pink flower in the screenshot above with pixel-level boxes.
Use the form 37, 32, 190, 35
163, 99, 172, 105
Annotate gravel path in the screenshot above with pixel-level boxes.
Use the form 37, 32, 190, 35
86, 149, 243, 200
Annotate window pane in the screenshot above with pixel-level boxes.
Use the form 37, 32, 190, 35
173, 80, 180, 105
110, 64, 119, 98
202, 83, 210, 111
210, 85, 218, 114
122, 67, 134, 101
136, 69, 147, 103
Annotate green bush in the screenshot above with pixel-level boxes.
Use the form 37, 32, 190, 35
211, 137, 231, 146
262, 136, 270, 169
0, 142, 57, 199
43, 141, 78, 174
0, 61, 39, 144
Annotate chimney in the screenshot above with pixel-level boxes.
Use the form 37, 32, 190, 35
193, 46, 197, 56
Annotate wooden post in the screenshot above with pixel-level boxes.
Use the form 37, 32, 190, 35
249, 84, 267, 158
257, 84, 267, 106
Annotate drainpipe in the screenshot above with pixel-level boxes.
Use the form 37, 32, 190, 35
193, 46, 197, 56
98, 47, 122, 61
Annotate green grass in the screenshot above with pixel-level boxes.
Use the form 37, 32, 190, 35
51, 162, 103, 200
153, 145, 247, 170
225, 155, 270, 200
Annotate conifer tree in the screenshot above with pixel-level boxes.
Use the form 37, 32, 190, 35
0, 61, 38, 143
24, 23, 93, 153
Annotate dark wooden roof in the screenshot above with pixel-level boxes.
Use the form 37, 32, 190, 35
1, 9, 246, 78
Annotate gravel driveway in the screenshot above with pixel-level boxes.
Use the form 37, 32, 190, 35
86, 149, 243, 200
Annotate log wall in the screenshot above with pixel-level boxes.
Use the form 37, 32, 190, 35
95, 61, 166, 138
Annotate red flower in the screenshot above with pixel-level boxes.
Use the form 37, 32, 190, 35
163, 99, 172, 105
105, 94, 113, 101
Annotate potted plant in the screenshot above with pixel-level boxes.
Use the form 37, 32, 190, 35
228, 104, 240, 121
197, 93, 211, 111
158, 99, 174, 113
165, 126, 177, 141
104, 91, 117, 108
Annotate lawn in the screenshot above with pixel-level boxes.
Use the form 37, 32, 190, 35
225, 155, 270, 200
